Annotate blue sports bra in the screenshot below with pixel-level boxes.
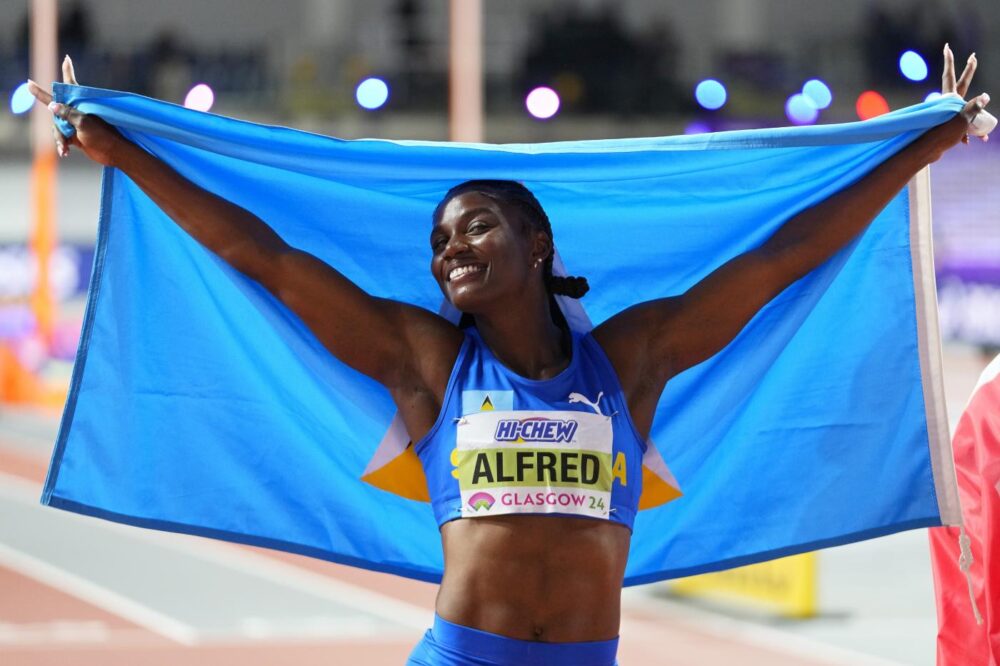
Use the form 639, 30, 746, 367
413, 327, 646, 531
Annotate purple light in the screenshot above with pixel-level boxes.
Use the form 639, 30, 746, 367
925, 92, 943, 103
184, 84, 215, 112
0, 305, 35, 340
684, 121, 712, 135
526, 87, 560, 120
786, 93, 819, 125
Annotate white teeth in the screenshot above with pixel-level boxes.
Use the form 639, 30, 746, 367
448, 265, 484, 281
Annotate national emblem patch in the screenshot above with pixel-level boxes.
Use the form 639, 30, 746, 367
461, 390, 514, 416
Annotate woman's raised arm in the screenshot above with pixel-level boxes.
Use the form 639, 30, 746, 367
28, 58, 462, 391
595, 46, 989, 437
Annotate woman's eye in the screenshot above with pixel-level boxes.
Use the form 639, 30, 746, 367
468, 222, 487, 233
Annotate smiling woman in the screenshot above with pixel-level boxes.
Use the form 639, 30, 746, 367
26, 47, 992, 666
430, 180, 589, 337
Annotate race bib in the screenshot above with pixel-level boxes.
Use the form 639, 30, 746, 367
452, 410, 621, 519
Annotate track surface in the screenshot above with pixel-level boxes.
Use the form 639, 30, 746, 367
1, 443, 858, 666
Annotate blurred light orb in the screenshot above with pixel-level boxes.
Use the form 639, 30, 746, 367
856, 91, 890, 120
786, 94, 819, 125
695, 79, 727, 110
925, 91, 943, 103
802, 79, 832, 109
684, 121, 712, 135
356, 77, 389, 110
10, 82, 34, 115
14, 333, 46, 372
899, 50, 928, 81
50, 317, 84, 361
525, 86, 560, 119
183, 84, 215, 112
0, 305, 35, 339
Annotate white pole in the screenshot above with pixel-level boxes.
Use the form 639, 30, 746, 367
31, 0, 58, 155
449, 0, 483, 142
29, 0, 59, 343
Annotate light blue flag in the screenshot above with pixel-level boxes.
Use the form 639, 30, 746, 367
43, 83, 961, 585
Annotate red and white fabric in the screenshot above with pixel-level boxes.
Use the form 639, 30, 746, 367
929, 353, 1000, 665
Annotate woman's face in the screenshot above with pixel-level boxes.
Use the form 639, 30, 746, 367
430, 191, 547, 312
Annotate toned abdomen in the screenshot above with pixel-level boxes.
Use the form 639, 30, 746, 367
436, 514, 630, 642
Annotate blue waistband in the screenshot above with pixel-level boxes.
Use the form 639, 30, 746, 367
428, 614, 619, 666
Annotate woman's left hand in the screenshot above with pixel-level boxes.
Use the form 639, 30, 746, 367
943, 43, 977, 102
941, 44, 992, 144
918, 45, 991, 163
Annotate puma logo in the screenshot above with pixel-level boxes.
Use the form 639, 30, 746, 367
568, 391, 604, 416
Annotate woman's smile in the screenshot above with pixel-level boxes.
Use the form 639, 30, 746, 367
447, 263, 487, 283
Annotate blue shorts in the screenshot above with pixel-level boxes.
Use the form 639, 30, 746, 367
406, 614, 619, 666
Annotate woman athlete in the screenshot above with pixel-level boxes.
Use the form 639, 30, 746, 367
30, 47, 987, 665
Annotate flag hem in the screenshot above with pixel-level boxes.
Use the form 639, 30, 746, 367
40, 165, 115, 505
908, 167, 962, 525
52, 83, 965, 160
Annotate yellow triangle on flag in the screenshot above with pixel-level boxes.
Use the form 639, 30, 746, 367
361, 414, 430, 501
481, 396, 494, 411
361, 441, 430, 502
638, 440, 683, 510
638, 464, 683, 509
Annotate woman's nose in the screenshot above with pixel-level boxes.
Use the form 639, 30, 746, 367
443, 234, 470, 259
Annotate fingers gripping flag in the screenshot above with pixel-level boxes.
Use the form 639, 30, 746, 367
44, 83, 962, 585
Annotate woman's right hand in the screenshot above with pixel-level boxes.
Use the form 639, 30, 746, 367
27, 55, 124, 167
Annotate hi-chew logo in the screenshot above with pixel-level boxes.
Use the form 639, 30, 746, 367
494, 417, 578, 443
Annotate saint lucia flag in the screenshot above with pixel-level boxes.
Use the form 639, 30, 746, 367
43, 83, 961, 585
